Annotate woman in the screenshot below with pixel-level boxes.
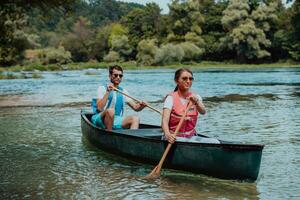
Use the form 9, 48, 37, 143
162, 68, 218, 144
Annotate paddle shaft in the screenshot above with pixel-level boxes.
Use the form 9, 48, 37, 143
149, 101, 194, 177
112, 86, 162, 115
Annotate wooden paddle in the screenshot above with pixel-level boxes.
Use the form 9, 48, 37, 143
111, 86, 162, 115
146, 101, 194, 179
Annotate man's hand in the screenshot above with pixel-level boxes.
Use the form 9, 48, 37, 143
107, 84, 114, 92
139, 101, 147, 109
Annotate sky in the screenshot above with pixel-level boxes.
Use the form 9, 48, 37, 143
118, 0, 170, 14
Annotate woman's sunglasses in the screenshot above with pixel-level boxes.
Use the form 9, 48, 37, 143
181, 77, 194, 81
112, 73, 123, 78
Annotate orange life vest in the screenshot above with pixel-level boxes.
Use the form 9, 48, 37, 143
168, 91, 198, 137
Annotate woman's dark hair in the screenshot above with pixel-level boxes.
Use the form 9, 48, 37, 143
174, 68, 193, 91
109, 65, 123, 74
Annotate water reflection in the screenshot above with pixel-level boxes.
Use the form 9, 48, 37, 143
160, 174, 259, 199
82, 136, 259, 199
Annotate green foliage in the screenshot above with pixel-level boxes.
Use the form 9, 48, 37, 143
136, 39, 158, 66
109, 35, 132, 61
62, 17, 94, 62
288, 0, 300, 60
222, 0, 250, 31
178, 42, 204, 62
1, 0, 299, 67
108, 23, 128, 46
92, 25, 112, 61
251, 1, 278, 32
184, 32, 205, 48
36, 47, 71, 65
166, 0, 205, 56
0, 4, 39, 66
103, 51, 120, 62
88, 0, 143, 27
121, 3, 162, 49
221, 0, 278, 62
231, 19, 271, 60
154, 43, 184, 65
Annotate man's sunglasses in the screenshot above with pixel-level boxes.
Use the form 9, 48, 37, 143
112, 74, 123, 78
181, 77, 194, 81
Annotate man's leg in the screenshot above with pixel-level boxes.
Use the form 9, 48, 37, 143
122, 115, 139, 129
102, 109, 114, 131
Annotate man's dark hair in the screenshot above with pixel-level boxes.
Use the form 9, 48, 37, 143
109, 65, 123, 74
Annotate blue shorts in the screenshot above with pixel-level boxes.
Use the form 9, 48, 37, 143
91, 113, 123, 129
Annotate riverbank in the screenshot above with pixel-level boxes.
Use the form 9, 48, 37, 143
1, 61, 300, 79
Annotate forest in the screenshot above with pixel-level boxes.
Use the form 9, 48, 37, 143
1, 0, 299, 67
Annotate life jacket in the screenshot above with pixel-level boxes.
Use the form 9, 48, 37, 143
168, 91, 198, 137
91, 86, 124, 116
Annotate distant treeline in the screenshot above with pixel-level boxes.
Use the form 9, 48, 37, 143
0, 0, 299, 67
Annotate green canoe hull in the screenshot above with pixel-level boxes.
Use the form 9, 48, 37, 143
81, 112, 264, 181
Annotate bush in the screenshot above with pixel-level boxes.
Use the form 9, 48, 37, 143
110, 35, 132, 61
154, 43, 184, 65
39, 46, 72, 65
103, 51, 121, 62
24, 47, 71, 65
178, 42, 203, 62
136, 39, 158, 66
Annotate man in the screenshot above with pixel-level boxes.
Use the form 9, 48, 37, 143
91, 65, 146, 130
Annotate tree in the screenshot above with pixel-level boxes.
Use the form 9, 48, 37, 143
106, 35, 132, 62
154, 43, 184, 65
0, 0, 75, 66
121, 3, 163, 55
288, 0, 300, 60
136, 39, 158, 66
200, 0, 228, 61
221, 0, 278, 63
87, 0, 143, 27
62, 17, 94, 62
91, 25, 112, 61
167, 0, 205, 57
0, 4, 39, 66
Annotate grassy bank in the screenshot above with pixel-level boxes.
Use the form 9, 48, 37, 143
1, 61, 300, 74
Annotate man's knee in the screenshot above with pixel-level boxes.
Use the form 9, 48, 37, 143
106, 108, 115, 119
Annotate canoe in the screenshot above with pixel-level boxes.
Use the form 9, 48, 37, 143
81, 111, 264, 181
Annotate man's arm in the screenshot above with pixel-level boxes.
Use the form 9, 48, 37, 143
96, 85, 112, 111
127, 100, 146, 111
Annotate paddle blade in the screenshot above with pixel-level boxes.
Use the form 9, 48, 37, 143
145, 166, 161, 179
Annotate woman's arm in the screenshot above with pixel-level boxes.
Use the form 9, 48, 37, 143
188, 95, 206, 115
162, 108, 176, 144
195, 98, 206, 115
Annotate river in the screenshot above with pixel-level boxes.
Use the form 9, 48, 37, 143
0, 68, 299, 199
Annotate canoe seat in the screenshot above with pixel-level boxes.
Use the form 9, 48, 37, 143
116, 128, 163, 138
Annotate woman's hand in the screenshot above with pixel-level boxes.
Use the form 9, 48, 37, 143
187, 95, 206, 115
165, 132, 176, 144
187, 95, 200, 105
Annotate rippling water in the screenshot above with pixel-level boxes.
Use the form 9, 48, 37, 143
0, 68, 299, 199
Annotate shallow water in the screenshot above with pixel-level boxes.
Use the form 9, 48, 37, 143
0, 68, 299, 199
